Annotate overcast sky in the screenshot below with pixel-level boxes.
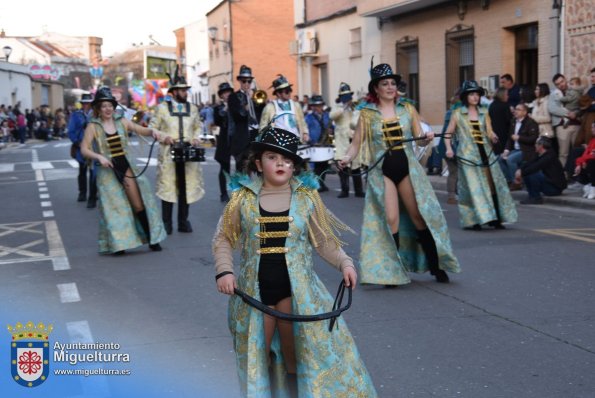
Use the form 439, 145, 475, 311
0, 0, 221, 56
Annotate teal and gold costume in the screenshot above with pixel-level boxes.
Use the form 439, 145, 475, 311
218, 173, 377, 398
450, 106, 518, 227
358, 100, 460, 285
88, 115, 166, 253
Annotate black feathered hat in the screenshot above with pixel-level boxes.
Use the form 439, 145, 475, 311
166, 65, 190, 93
217, 82, 234, 97
271, 74, 293, 94
459, 80, 485, 100
236, 65, 254, 80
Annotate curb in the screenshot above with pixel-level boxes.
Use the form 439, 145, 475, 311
427, 175, 595, 210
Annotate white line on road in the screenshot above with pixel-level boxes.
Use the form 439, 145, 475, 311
31, 144, 48, 149
40, 193, 50, 199
39, 187, 48, 192
54, 142, 71, 147
57, 283, 81, 303
32, 161, 54, 170
67, 160, 79, 168
0, 164, 15, 173
41, 201, 52, 207
46, 220, 70, 271
35, 169, 44, 181
43, 210, 54, 218
37, 181, 46, 186
66, 320, 94, 343
136, 157, 158, 166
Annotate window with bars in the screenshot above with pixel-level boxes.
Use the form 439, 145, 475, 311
396, 37, 420, 109
445, 25, 474, 108
349, 27, 362, 58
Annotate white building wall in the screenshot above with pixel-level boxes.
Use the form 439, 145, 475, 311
0, 38, 49, 65
184, 19, 211, 105
0, 63, 33, 109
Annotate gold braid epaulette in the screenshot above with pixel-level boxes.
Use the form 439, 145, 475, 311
297, 187, 353, 248
221, 187, 252, 248
359, 108, 375, 166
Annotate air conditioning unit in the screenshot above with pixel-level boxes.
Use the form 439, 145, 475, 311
297, 28, 318, 56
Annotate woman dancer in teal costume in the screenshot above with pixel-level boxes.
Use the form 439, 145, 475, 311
213, 128, 377, 397
444, 80, 517, 230
81, 87, 167, 254
339, 61, 460, 286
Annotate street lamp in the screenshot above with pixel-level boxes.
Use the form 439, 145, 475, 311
207, 26, 232, 53
3, 45, 12, 62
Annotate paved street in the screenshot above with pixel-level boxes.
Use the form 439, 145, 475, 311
1, 140, 594, 397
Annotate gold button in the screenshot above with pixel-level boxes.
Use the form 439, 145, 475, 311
288, 216, 294, 222
284, 248, 289, 253
256, 249, 261, 254
287, 232, 292, 237
255, 218, 260, 223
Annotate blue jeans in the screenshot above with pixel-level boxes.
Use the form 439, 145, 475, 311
500, 149, 523, 183
523, 171, 562, 199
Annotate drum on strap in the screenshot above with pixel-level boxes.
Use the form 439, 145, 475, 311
297, 145, 311, 160
309, 146, 335, 162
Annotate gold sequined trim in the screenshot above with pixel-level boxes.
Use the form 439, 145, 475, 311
255, 231, 290, 238
221, 188, 250, 248
257, 247, 289, 254
255, 216, 293, 224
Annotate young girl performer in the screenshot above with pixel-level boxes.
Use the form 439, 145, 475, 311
213, 127, 377, 397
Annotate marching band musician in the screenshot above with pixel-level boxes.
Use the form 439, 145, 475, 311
259, 74, 309, 143
149, 66, 205, 234
305, 95, 333, 192
330, 83, 365, 198
228, 65, 260, 171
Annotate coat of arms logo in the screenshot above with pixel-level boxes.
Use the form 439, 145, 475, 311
7, 321, 53, 387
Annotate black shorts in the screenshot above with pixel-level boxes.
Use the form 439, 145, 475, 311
259, 254, 292, 305
382, 149, 410, 185
111, 155, 131, 184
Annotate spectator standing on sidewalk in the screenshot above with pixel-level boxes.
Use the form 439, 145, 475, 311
68, 94, 98, 208
549, 73, 580, 174
531, 83, 554, 138
516, 136, 567, 204
488, 87, 512, 154
500, 74, 521, 110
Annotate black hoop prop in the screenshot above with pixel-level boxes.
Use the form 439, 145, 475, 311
234, 280, 352, 332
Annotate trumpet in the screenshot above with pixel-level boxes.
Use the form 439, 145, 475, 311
253, 89, 268, 105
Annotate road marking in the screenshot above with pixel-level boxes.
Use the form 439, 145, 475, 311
41, 201, 52, 207
136, 157, 158, 166
31, 144, 48, 148
39, 187, 48, 192
66, 320, 94, 343
0, 239, 45, 258
38, 181, 46, 186
40, 193, 50, 199
43, 211, 54, 218
35, 169, 44, 181
68, 160, 79, 168
57, 283, 81, 303
46, 220, 70, 271
32, 161, 54, 170
54, 142, 71, 147
535, 228, 595, 244
0, 164, 15, 173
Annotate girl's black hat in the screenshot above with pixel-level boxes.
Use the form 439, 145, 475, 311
91, 86, 118, 108
368, 57, 401, 95
251, 127, 302, 163
459, 80, 485, 99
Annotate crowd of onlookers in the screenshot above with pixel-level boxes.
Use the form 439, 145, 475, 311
426, 68, 595, 202
0, 103, 69, 145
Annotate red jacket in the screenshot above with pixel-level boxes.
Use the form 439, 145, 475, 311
576, 138, 595, 167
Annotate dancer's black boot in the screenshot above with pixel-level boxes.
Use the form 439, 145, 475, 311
392, 232, 400, 251
488, 194, 505, 229
162, 201, 173, 235
353, 170, 365, 197
137, 209, 162, 251
417, 228, 449, 283
286, 373, 298, 398
338, 170, 349, 198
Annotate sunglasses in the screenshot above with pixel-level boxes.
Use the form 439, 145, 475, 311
240, 79, 253, 84
278, 88, 292, 95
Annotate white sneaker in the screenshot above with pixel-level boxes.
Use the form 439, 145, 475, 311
588, 186, 595, 200
583, 184, 591, 198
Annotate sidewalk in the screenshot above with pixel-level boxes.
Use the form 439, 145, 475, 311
427, 174, 595, 210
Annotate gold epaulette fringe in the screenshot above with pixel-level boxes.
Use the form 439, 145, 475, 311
221, 188, 251, 248
298, 187, 354, 248
359, 109, 374, 166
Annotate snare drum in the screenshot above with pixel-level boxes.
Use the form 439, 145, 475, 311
297, 145, 311, 160
309, 146, 335, 162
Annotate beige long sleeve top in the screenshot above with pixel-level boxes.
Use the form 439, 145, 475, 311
212, 184, 354, 277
